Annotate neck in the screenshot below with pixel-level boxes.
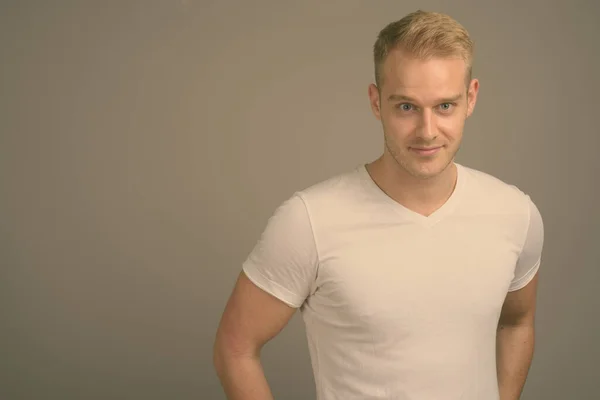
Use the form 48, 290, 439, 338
366, 156, 458, 216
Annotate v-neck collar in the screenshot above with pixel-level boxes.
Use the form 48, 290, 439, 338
359, 162, 466, 227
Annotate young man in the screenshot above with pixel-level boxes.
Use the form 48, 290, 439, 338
213, 10, 544, 400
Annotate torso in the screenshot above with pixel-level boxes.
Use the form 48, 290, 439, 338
297, 163, 530, 399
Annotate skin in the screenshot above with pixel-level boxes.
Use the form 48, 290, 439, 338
496, 274, 539, 400
213, 272, 294, 400
213, 47, 539, 400
366, 47, 479, 216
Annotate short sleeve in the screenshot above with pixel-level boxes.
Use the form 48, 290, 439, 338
242, 193, 319, 308
508, 196, 544, 291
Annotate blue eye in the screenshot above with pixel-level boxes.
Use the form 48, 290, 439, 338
439, 103, 452, 111
398, 103, 413, 111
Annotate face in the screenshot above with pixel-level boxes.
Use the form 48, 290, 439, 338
368, 48, 479, 180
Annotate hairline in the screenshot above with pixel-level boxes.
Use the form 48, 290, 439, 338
375, 50, 473, 94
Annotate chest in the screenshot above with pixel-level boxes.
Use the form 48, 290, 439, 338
309, 217, 523, 331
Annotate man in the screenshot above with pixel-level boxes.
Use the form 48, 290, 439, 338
213, 10, 544, 400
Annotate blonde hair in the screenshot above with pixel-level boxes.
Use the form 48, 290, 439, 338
373, 10, 474, 89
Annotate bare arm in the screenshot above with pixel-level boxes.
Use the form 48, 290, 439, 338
213, 271, 297, 400
496, 272, 539, 400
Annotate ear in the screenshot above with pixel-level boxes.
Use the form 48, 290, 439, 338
466, 78, 479, 118
368, 83, 382, 120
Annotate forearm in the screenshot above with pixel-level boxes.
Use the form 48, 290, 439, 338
496, 323, 535, 400
214, 350, 274, 400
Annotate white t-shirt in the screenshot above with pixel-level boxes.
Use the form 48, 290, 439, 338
242, 162, 544, 400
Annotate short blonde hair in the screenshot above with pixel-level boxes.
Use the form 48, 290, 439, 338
373, 10, 474, 89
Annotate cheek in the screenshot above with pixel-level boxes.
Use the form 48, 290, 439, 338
438, 116, 465, 138
384, 114, 416, 138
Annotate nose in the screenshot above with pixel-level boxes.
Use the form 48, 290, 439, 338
416, 109, 437, 140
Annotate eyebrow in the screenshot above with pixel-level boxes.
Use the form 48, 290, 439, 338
387, 93, 464, 103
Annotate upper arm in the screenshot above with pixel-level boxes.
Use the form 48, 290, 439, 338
214, 193, 319, 356
499, 271, 539, 327
500, 195, 544, 326
508, 195, 544, 292
214, 271, 297, 358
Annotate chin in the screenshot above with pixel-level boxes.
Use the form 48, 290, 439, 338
407, 167, 442, 180
403, 155, 452, 180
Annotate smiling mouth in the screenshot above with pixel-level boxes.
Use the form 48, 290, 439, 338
410, 146, 443, 155
411, 146, 442, 150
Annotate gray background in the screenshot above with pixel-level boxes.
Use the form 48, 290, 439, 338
2, 1, 599, 399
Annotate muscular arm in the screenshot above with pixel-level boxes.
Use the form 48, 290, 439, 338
496, 272, 539, 400
213, 271, 297, 400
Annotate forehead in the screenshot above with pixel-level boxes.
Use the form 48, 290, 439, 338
381, 48, 468, 96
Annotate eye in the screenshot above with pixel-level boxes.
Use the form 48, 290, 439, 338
439, 103, 453, 112
397, 103, 414, 111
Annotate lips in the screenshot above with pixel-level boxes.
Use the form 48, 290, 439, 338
410, 146, 442, 156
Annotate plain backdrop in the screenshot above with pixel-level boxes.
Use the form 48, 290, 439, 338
1, 1, 599, 399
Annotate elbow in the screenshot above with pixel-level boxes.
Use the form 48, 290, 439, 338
212, 335, 229, 378
213, 332, 259, 376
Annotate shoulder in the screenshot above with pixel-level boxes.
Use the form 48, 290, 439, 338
293, 164, 367, 210
262, 165, 366, 233
459, 163, 535, 216
459, 164, 544, 265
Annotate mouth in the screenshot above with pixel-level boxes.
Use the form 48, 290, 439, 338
410, 146, 443, 156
